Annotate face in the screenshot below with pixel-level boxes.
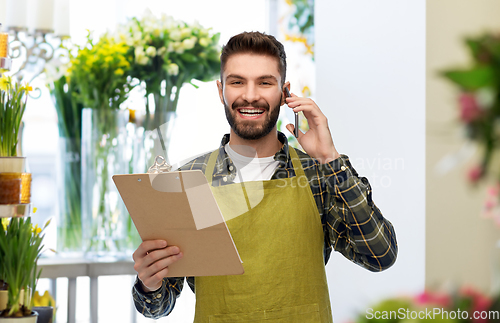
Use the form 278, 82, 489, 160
217, 53, 287, 141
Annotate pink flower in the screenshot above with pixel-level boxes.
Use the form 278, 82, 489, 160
459, 93, 482, 123
467, 165, 484, 183
459, 286, 492, 323
414, 290, 451, 308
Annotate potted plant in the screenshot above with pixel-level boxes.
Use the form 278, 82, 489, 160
0, 74, 31, 214
0, 73, 30, 160
0, 217, 48, 321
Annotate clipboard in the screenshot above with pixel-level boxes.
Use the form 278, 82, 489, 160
113, 170, 244, 277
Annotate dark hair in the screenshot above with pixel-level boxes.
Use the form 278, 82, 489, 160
220, 31, 287, 86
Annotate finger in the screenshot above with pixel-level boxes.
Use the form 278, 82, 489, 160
285, 123, 305, 138
139, 252, 183, 289
133, 240, 167, 260
139, 245, 181, 271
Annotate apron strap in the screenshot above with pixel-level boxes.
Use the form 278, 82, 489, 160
289, 147, 306, 179
205, 149, 219, 185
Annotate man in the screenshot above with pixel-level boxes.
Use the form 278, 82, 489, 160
132, 31, 397, 322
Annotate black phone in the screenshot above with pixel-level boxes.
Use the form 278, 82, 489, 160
284, 87, 299, 138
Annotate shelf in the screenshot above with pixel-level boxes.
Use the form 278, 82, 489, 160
0, 203, 31, 218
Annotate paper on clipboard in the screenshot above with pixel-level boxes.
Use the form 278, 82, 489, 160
113, 171, 244, 277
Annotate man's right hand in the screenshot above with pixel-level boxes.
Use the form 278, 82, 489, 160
133, 240, 183, 292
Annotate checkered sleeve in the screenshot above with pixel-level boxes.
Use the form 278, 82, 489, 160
322, 154, 398, 272
132, 276, 185, 318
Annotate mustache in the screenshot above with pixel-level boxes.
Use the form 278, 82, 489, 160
232, 100, 269, 110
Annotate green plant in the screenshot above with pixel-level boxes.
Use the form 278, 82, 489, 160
0, 74, 31, 157
47, 73, 84, 251
0, 217, 48, 317
440, 33, 500, 183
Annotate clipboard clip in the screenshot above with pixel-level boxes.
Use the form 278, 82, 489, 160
147, 155, 173, 173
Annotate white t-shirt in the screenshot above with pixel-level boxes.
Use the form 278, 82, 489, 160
225, 143, 280, 183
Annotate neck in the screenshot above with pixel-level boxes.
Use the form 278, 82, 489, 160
228, 128, 281, 158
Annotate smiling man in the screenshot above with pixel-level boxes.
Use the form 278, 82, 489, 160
131, 31, 398, 323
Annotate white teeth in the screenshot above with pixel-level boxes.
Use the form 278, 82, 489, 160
239, 109, 264, 114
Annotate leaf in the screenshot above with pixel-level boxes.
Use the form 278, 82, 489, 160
440, 66, 495, 90
464, 37, 482, 60
180, 53, 197, 63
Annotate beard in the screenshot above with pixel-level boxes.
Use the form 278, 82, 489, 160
224, 98, 281, 140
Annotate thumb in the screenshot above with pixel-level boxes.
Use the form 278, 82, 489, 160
286, 123, 302, 139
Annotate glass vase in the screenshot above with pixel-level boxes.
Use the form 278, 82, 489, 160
133, 111, 177, 174
81, 108, 129, 258
56, 137, 82, 254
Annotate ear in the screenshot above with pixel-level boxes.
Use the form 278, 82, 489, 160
216, 80, 224, 105
281, 81, 291, 106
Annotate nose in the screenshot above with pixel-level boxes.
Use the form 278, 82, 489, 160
241, 83, 260, 103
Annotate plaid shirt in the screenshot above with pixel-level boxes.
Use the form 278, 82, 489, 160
133, 132, 398, 318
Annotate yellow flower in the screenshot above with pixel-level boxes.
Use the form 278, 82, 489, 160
32, 290, 56, 309
1, 218, 10, 231
22, 82, 33, 92
0, 74, 12, 91
114, 68, 124, 76
32, 224, 42, 235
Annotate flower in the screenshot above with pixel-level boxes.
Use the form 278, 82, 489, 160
32, 224, 42, 235
0, 76, 31, 156
414, 290, 452, 308
199, 37, 210, 47
467, 165, 483, 183
32, 290, 56, 308
0, 217, 49, 317
181, 37, 197, 50
0, 74, 11, 90
166, 63, 179, 76
1, 218, 9, 231
459, 93, 482, 123
145, 46, 157, 57
116, 11, 221, 130
69, 31, 134, 110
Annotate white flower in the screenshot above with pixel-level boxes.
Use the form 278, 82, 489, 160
133, 31, 143, 43
157, 46, 167, 56
199, 37, 210, 47
199, 28, 209, 37
153, 28, 161, 37
166, 63, 179, 76
135, 46, 145, 56
181, 36, 197, 50
134, 47, 149, 65
145, 46, 157, 57
136, 54, 149, 65
173, 42, 184, 54
170, 29, 182, 41
180, 27, 192, 39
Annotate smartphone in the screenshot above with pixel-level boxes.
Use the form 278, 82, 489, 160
284, 87, 299, 138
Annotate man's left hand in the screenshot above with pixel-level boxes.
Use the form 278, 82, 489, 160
285, 93, 340, 164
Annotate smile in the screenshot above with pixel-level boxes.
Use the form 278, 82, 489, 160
237, 108, 265, 116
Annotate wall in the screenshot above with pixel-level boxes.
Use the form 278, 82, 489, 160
316, 1, 426, 322
426, 0, 500, 293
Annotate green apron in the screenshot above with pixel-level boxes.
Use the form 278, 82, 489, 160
194, 148, 333, 323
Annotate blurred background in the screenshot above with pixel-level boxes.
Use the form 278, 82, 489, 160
1, 0, 500, 322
